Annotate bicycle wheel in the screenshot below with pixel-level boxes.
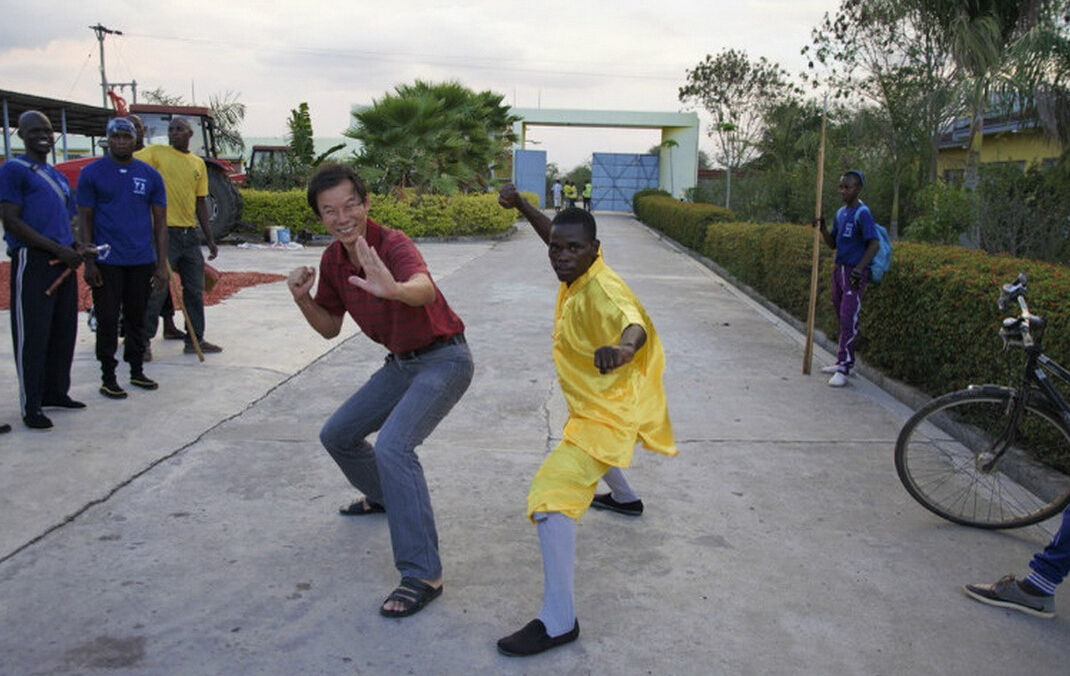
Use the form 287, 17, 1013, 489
895, 387, 1070, 528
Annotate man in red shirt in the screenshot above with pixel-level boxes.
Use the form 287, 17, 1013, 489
288, 164, 473, 618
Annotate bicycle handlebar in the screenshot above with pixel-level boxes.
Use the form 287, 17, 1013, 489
999, 273, 1042, 349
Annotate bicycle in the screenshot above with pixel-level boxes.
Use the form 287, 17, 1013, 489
895, 273, 1070, 529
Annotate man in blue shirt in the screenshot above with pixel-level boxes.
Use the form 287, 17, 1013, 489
814, 170, 879, 387
0, 110, 84, 429
78, 118, 169, 399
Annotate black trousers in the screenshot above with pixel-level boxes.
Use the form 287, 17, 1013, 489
8, 247, 78, 416
91, 263, 155, 378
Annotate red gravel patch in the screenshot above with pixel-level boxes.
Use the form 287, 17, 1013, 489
0, 261, 285, 311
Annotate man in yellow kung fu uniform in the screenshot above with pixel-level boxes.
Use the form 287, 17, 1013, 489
496, 185, 677, 657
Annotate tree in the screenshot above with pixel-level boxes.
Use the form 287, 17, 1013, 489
679, 49, 798, 209
287, 102, 316, 167
804, 0, 959, 236
347, 80, 519, 194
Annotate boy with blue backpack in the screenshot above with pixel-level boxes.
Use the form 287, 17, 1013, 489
813, 170, 881, 387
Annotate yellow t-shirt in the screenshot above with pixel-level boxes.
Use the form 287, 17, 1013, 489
135, 145, 208, 227
553, 254, 677, 466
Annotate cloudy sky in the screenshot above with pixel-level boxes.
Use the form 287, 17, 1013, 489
1, 0, 840, 169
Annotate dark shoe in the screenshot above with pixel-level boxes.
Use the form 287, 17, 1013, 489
0, 423, 11, 434
964, 574, 1055, 618
143, 342, 153, 362
185, 340, 223, 354
379, 577, 443, 618
100, 380, 128, 400
130, 373, 159, 390
498, 619, 580, 657
163, 324, 186, 340
42, 396, 86, 409
339, 498, 386, 516
23, 411, 53, 430
590, 493, 644, 516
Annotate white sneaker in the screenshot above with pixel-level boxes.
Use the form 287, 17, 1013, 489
821, 364, 841, 374
828, 372, 849, 387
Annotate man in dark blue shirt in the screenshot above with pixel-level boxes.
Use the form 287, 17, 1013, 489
814, 170, 879, 387
0, 110, 84, 429
78, 118, 169, 399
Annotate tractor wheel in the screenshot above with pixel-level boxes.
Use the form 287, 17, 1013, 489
204, 166, 244, 242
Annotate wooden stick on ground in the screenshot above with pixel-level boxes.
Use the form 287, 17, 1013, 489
167, 261, 204, 362
803, 98, 828, 375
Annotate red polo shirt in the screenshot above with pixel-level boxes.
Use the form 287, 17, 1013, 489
313, 219, 465, 354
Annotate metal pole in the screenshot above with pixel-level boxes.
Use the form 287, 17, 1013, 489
90, 23, 123, 108
60, 109, 69, 161
2, 97, 10, 160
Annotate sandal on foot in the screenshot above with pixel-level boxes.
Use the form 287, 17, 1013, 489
379, 577, 442, 618
338, 498, 385, 516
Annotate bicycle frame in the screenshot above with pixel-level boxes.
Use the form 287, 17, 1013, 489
973, 281, 1070, 472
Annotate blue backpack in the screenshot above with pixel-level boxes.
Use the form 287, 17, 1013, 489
852, 204, 892, 283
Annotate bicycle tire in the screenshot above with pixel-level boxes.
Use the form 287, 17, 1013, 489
895, 387, 1070, 529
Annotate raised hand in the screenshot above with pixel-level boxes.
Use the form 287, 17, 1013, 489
287, 265, 317, 300
347, 237, 398, 299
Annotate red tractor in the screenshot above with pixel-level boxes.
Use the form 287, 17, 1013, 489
55, 103, 244, 242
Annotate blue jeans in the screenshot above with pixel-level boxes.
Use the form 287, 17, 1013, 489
319, 341, 474, 580
1030, 504, 1070, 588
144, 228, 205, 343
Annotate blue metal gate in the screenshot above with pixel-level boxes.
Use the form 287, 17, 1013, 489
591, 153, 659, 212
513, 149, 547, 207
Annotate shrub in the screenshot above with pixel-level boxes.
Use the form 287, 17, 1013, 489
240, 189, 319, 233
635, 197, 1070, 401
240, 189, 517, 239
633, 194, 735, 250
904, 181, 978, 244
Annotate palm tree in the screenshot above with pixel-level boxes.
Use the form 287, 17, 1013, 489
348, 80, 518, 194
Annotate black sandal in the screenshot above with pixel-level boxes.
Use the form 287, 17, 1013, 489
338, 498, 385, 516
379, 576, 443, 618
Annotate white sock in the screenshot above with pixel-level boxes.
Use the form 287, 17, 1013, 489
534, 512, 576, 636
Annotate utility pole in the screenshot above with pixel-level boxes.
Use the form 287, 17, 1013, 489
90, 23, 123, 108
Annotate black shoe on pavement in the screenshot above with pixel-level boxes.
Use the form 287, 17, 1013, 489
23, 411, 53, 429
186, 340, 223, 354
497, 619, 579, 657
163, 323, 186, 340
129, 373, 158, 390
590, 493, 644, 516
42, 396, 87, 409
100, 380, 128, 399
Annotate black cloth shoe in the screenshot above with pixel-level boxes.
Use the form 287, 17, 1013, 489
0, 423, 11, 434
590, 493, 644, 516
42, 396, 86, 409
129, 373, 158, 390
100, 380, 128, 399
497, 619, 579, 657
23, 411, 53, 430
185, 340, 223, 354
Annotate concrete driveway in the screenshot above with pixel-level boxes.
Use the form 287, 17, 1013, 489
0, 214, 1066, 675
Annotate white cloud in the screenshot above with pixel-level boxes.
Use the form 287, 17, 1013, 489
2, 0, 840, 169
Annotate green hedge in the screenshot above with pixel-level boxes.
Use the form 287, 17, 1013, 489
633, 195, 735, 250
240, 189, 519, 238
635, 193, 1070, 399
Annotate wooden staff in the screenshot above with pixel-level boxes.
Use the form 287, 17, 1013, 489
168, 261, 204, 362
44, 261, 71, 296
803, 98, 828, 375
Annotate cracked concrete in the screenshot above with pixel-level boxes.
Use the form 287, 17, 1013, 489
0, 214, 1068, 675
